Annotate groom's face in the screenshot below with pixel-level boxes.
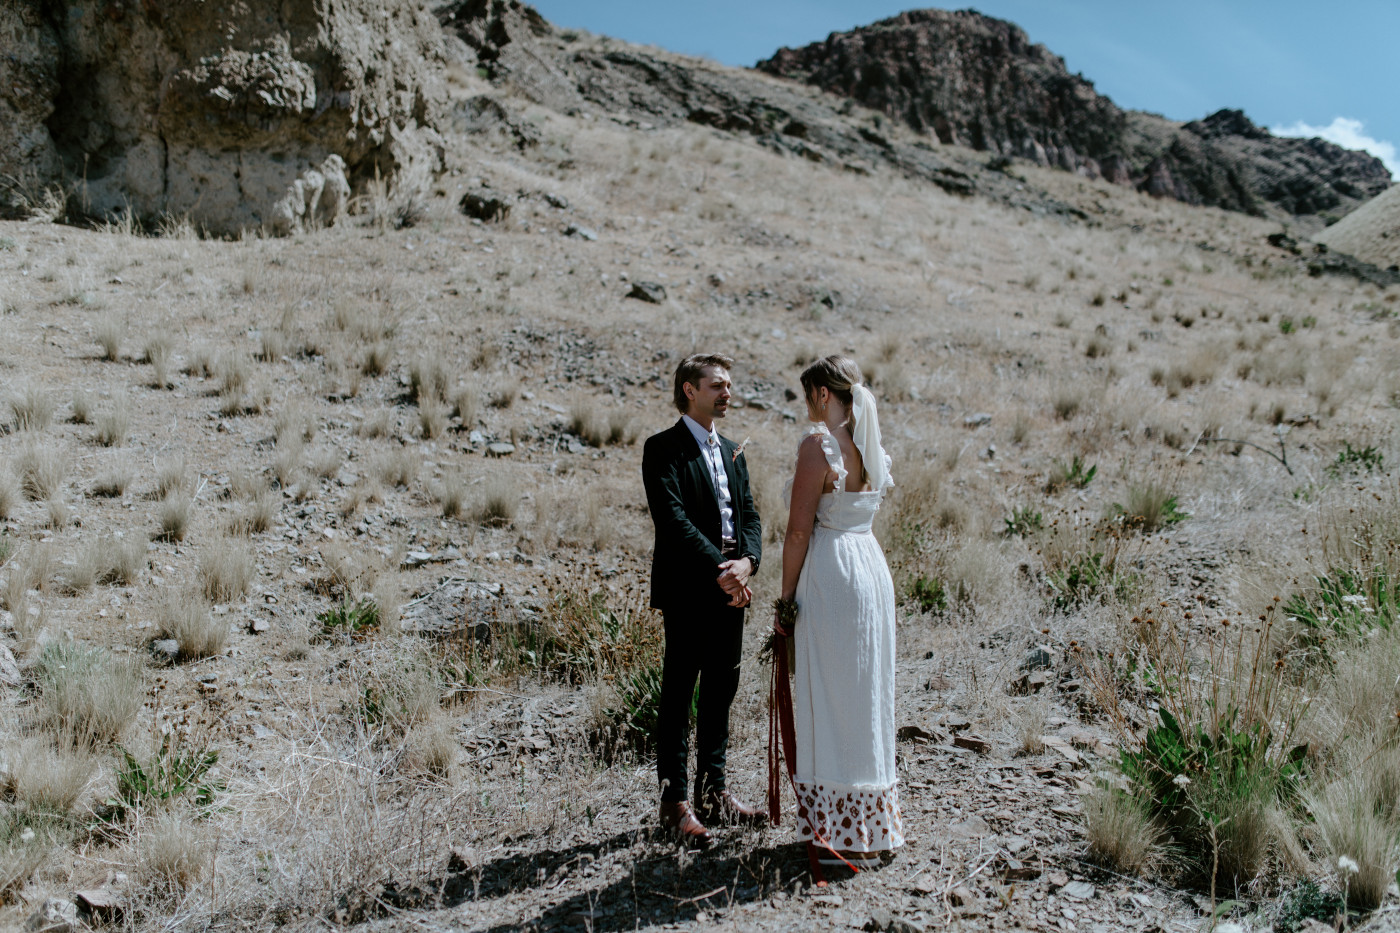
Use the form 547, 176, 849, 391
685, 366, 732, 423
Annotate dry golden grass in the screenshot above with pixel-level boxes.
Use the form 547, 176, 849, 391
95, 312, 125, 361
137, 811, 212, 893
156, 493, 192, 542
157, 590, 228, 661
198, 539, 255, 603
16, 441, 66, 501
0, 53, 1396, 930
4, 735, 96, 819
95, 392, 131, 446
32, 641, 143, 745
1082, 784, 1163, 876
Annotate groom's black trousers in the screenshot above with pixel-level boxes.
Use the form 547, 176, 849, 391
656, 604, 744, 804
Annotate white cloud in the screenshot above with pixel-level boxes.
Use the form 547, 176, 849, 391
1271, 116, 1398, 180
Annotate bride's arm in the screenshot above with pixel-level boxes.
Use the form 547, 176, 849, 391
779, 435, 830, 602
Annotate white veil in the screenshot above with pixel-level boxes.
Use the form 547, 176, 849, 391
850, 384, 892, 491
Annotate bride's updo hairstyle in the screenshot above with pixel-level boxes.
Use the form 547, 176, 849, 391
799, 355, 863, 413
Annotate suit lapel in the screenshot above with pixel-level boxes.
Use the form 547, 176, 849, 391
718, 436, 741, 526
674, 420, 719, 513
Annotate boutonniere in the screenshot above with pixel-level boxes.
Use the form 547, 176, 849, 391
731, 437, 750, 461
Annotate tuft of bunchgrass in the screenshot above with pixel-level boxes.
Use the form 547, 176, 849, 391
5, 735, 97, 819
95, 313, 126, 361
409, 354, 449, 404
476, 477, 518, 527
418, 398, 448, 439
405, 717, 456, 778
156, 494, 192, 542
70, 388, 95, 425
157, 591, 228, 661
198, 539, 254, 603
95, 393, 131, 447
144, 334, 174, 388
1082, 783, 1163, 876
17, 442, 67, 501
10, 384, 56, 431
437, 473, 467, 520
32, 641, 144, 745
1112, 484, 1189, 534
137, 811, 211, 893
154, 456, 188, 499
229, 489, 278, 536
92, 461, 133, 498
0, 468, 18, 518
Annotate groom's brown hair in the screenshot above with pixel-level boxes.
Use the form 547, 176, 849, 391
673, 353, 734, 413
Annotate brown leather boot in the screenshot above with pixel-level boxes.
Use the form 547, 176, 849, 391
697, 789, 768, 828
659, 801, 712, 847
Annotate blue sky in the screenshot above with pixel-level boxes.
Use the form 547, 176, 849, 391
529, 1, 1398, 178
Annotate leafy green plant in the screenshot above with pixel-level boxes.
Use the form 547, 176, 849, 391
1002, 506, 1043, 537
1048, 455, 1097, 491
601, 664, 697, 754
1328, 442, 1384, 478
1112, 485, 1188, 533
1120, 704, 1307, 885
1283, 567, 1397, 655
1273, 879, 1346, 932
1046, 551, 1136, 611
318, 597, 380, 638
105, 736, 223, 820
907, 575, 948, 614
1278, 316, 1296, 334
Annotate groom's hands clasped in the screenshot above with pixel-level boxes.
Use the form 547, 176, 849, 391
717, 557, 753, 608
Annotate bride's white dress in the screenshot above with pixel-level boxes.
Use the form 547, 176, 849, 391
784, 425, 903, 853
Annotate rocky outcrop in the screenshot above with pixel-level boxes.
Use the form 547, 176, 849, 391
757, 10, 1390, 225
3, 0, 448, 235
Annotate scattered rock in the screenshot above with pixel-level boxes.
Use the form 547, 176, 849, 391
1045, 870, 1070, 889
865, 907, 924, 933
940, 715, 971, 732
1013, 670, 1053, 694
1041, 735, 1081, 765
949, 815, 992, 838
249, 618, 270, 634
952, 733, 991, 754
924, 673, 953, 691
151, 639, 181, 663
564, 223, 597, 240
460, 190, 512, 222
448, 845, 479, 871
485, 442, 516, 457
1022, 645, 1053, 670
403, 550, 436, 568
0, 642, 20, 687
1060, 880, 1095, 900
74, 888, 123, 923
544, 193, 569, 209
25, 899, 78, 933
947, 885, 976, 906
963, 413, 992, 427
626, 282, 667, 303
897, 724, 946, 744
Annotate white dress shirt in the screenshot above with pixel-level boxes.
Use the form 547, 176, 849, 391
682, 414, 735, 540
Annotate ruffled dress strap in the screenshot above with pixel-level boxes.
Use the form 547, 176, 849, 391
809, 424, 847, 495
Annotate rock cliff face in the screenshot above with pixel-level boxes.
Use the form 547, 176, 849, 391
757, 9, 1390, 224
2, 0, 448, 235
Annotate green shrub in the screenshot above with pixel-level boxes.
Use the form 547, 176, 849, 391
1328, 442, 1384, 478
600, 664, 698, 755
1274, 880, 1347, 933
908, 575, 948, 614
107, 736, 222, 820
318, 598, 381, 638
1284, 567, 1396, 658
1002, 506, 1043, 537
1120, 704, 1307, 885
1048, 455, 1096, 491
1046, 551, 1136, 611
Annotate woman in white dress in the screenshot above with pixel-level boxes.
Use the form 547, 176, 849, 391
778, 355, 903, 866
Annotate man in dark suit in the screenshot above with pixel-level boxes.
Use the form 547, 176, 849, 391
642, 353, 766, 846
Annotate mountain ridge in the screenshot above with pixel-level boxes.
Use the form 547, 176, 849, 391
755, 8, 1390, 227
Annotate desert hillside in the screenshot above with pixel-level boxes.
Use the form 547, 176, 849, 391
2, 5, 1400, 933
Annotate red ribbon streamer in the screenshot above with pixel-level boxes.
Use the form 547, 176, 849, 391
768, 629, 857, 884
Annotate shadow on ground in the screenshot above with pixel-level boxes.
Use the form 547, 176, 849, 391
388, 827, 820, 931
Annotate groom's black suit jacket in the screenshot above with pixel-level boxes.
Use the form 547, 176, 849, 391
642, 418, 762, 614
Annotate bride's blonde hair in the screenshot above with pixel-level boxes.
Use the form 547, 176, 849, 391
800, 355, 867, 482
799, 355, 863, 412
